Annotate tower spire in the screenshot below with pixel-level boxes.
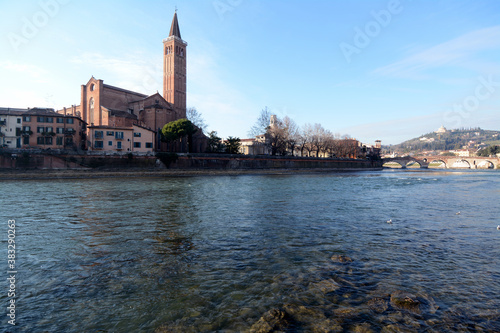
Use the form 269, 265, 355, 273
169, 11, 181, 39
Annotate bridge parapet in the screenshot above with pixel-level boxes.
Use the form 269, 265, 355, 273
383, 156, 499, 169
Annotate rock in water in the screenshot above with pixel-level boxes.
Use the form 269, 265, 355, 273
331, 254, 353, 263
249, 308, 293, 333
390, 290, 421, 314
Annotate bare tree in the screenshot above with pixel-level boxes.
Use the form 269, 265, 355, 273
249, 107, 271, 137
282, 116, 299, 156
186, 107, 208, 134
301, 123, 315, 157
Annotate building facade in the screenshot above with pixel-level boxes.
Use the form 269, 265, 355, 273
0, 108, 23, 148
1, 107, 86, 150
57, 11, 203, 153
87, 124, 155, 153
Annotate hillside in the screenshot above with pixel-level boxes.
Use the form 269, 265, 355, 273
387, 127, 500, 154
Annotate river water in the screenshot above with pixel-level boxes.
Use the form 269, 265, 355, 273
1, 169, 499, 332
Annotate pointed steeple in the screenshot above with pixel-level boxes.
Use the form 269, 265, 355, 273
169, 11, 181, 39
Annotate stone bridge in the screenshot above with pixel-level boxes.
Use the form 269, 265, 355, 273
383, 155, 499, 169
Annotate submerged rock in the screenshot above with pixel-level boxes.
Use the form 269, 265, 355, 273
331, 254, 353, 263
249, 308, 294, 333
310, 279, 342, 294
390, 291, 421, 314
367, 297, 389, 314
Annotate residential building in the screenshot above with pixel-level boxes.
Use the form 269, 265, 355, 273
88, 124, 155, 153
21, 108, 86, 150
1, 107, 86, 150
0, 108, 24, 148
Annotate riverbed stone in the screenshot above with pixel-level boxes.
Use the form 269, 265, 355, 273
283, 303, 326, 323
310, 279, 342, 294
350, 322, 375, 333
249, 308, 293, 333
331, 254, 353, 263
390, 291, 421, 313
308, 319, 344, 333
367, 297, 389, 313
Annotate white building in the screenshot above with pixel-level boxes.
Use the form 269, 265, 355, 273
0, 108, 24, 148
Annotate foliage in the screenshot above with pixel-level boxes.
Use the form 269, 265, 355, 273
247, 109, 365, 158
207, 131, 224, 153
477, 145, 500, 157
156, 152, 179, 168
186, 107, 208, 134
225, 137, 241, 154
161, 119, 197, 153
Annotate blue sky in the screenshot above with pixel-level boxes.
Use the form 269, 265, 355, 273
0, 0, 499, 145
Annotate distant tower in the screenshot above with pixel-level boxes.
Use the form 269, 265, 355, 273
163, 11, 187, 118
270, 115, 278, 128
375, 140, 382, 149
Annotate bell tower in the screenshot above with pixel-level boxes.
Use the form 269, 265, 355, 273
163, 11, 187, 119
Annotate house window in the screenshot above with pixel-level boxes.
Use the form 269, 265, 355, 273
95, 131, 103, 139
37, 137, 44, 144
65, 137, 73, 145
46, 117, 53, 123
108, 141, 113, 146
106, 131, 114, 136
146, 142, 153, 148
37, 116, 44, 122
67, 118, 74, 124
134, 132, 141, 137
17, 118, 21, 124
115, 132, 124, 140
37, 127, 44, 133
23, 136, 29, 145
23, 126, 31, 132
56, 137, 63, 145
117, 141, 122, 149
57, 118, 64, 123
94, 141, 103, 149
23, 116, 31, 122
44, 137, 53, 145
15, 128, 21, 136
134, 142, 141, 148
45, 127, 53, 133
56, 128, 64, 134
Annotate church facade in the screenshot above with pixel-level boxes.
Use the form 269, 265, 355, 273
58, 12, 204, 153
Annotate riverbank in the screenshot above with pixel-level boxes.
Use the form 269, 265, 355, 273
0, 167, 383, 180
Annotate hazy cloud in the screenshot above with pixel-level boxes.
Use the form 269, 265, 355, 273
372, 26, 500, 79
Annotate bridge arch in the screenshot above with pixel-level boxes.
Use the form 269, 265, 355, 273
450, 159, 471, 169
475, 160, 495, 169
429, 159, 447, 168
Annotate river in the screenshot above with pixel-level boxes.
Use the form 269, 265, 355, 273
1, 169, 499, 332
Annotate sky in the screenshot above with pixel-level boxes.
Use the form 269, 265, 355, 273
0, 0, 499, 145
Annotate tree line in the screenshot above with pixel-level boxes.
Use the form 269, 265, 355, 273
248, 107, 362, 158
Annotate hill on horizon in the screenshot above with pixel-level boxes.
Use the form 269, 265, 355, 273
385, 127, 500, 154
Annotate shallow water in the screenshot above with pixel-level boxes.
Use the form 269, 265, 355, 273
1, 169, 499, 332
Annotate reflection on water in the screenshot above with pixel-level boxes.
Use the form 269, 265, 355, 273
1, 169, 499, 332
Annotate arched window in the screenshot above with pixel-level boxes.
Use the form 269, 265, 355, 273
89, 97, 94, 125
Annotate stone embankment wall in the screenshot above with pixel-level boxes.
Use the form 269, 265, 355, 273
170, 154, 382, 170
0, 151, 382, 171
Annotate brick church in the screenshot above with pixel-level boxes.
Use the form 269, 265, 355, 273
58, 11, 205, 153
